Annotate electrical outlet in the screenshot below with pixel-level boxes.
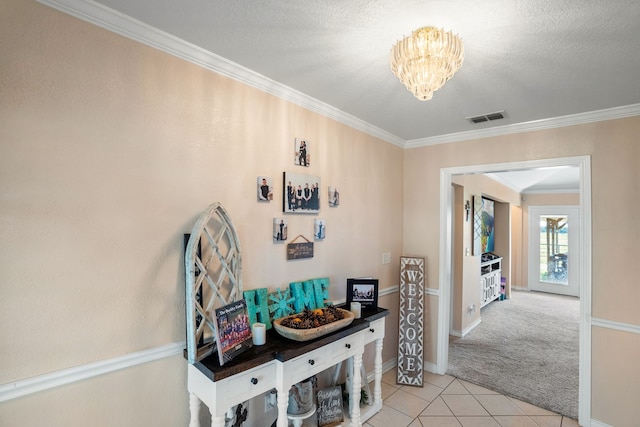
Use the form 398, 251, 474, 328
382, 252, 391, 264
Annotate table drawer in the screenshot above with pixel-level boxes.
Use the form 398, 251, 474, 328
364, 318, 385, 344
288, 345, 333, 380
220, 361, 276, 406
327, 334, 363, 364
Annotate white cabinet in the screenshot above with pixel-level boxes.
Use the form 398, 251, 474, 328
480, 253, 502, 308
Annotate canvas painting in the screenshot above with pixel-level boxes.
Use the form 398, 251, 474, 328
328, 186, 340, 207
273, 218, 288, 242
294, 138, 310, 167
283, 171, 321, 214
257, 176, 273, 202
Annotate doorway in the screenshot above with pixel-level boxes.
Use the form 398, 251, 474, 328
437, 156, 591, 426
528, 206, 580, 296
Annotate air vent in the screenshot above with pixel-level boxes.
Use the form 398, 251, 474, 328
466, 110, 506, 124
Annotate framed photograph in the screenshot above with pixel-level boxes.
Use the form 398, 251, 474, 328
314, 218, 325, 240
294, 138, 310, 167
273, 218, 288, 242
283, 171, 321, 214
213, 299, 253, 366
346, 278, 378, 310
328, 186, 340, 207
257, 176, 273, 202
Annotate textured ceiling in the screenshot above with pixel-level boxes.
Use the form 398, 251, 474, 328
40, 0, 639, 191
82, 0, 640, 143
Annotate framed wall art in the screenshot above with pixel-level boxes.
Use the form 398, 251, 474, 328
328, 186, 340, 207
273, 218, 288, 242
283, 171, 320, 214
314, 218, 325, 240
346, 278, 378, 310
294, 138, 310, 167
473, 195, 495, 255
257, 176, 273, 202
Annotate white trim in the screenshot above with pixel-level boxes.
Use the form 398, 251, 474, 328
425, 287, 440, 297
422, 360, 438, 374
590, 420, 613, 427
36, 1, 640, 150
449, 317, 482, 338
406, 104, 640, 148
379, 285, 399, 297
436, 169, 453, 375
35, 0, 404, 148
374, 358, 398, 383
439, 156, 592, 427
592, 318, 640, 335
0, 342, 184, 402
523, 189, 580, 195
578, 157, 592, 427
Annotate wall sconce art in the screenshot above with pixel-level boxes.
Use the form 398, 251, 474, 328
465, 200, 471, 222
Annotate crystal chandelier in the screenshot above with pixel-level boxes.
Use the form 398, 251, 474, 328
390, 26, 464, 101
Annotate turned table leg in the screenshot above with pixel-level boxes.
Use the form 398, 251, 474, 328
350, 353, 362, 427
209, 407, 225, 427
374, 338, 383, 406
189, 393, 201, 427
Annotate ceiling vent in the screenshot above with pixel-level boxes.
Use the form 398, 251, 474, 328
466, 110, 506, 124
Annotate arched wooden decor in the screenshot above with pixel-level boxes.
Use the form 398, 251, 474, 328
185, 203, 242, 364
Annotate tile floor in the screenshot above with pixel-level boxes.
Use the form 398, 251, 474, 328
364, 370, 579, 427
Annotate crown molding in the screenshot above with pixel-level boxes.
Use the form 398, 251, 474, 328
36, 0, 405, 148
405, 103, 640, 148
36, 1, 640, 150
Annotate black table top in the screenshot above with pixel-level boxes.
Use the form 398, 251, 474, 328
190, 307, 389, 382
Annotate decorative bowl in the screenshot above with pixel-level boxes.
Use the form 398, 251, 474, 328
273, 308, 355, 342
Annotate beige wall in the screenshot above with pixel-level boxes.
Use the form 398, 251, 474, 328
0, 1, 403, 425
449, 174, 519, 334
404, 121, 640, 425
2, 1, 640, 426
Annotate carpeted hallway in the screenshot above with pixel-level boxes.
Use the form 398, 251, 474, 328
447, 290, 579, 419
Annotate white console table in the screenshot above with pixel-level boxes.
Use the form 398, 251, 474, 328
187, 308, 388, 427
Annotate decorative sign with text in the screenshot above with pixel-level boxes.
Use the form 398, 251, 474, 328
287, 235, 314, 260
316, 385, 344, 426
397, 256, 425, 386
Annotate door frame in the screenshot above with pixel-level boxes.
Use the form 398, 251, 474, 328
437, 155, 591, 426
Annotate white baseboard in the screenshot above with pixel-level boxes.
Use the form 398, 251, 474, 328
372, 358, 398, 383
590, 419, 613, 427
450, 317, 482, 338
423, 360, 438, 374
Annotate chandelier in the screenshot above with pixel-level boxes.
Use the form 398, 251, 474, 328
390, 26, 464, 101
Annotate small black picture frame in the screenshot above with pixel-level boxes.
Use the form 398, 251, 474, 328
346, 278, 378, 310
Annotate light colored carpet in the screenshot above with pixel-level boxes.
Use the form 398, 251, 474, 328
447, 290, 579, 419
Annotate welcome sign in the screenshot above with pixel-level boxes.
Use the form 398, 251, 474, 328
397, 256, 425, 386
